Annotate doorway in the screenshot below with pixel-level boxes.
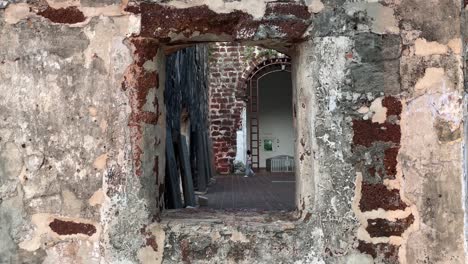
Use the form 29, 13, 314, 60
245, 58, 293, 172
163, 43, 296, 211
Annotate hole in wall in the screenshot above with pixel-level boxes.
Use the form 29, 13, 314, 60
162, 42, 296, 213
121, 0, 313, 221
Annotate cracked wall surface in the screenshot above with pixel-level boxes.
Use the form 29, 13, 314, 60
0, 8, 137, 262
0, 0, 466, 263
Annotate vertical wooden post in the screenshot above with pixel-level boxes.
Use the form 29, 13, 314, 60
165, 128, 183, 208
196, 130, 207, 193
178, 135, 196, 206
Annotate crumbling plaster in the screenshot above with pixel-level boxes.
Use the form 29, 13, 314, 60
0, 0, 466, 263
0, 9, 138, 263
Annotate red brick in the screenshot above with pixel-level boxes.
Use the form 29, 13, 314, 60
366, 215, 415, 237
360, 183, 407, 212
353, 120, 401, 147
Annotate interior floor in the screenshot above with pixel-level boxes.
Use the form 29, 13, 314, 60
202, 171, 295, 211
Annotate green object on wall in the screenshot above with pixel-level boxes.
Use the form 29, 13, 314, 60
264, 139, 273, 151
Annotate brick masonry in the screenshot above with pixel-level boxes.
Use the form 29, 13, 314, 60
208, 43, 246, 174
208, 43, 287, 174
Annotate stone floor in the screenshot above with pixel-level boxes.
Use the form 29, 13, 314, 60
202, 171, 296, 211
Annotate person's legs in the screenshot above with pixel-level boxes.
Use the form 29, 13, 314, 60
248, 164, 254, 177
244, 163, 252, 177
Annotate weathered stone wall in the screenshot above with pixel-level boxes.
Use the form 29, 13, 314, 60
0, 6, 140, 263
0, 0, 466, 263
399, 0, 465, 261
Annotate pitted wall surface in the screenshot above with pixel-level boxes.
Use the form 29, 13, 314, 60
0, 0, 465, 263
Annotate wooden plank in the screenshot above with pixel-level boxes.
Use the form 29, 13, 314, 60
204, 132, 215, 180
202, 132, 212, 183
207, 135, 217, 179
196, 130, 207, 192
178, 135, 196, 206
190, 129, 198, 188
164, 44, 211, 199
165, 128, 183, 209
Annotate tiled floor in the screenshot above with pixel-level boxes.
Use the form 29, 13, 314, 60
202, 171, 296, 211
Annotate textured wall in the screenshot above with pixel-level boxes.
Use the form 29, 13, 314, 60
0, 8, 139, 263
0, 0, 466, 263
207, 43, 248, 174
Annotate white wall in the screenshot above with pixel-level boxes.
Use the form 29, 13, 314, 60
235, 108, 247, 164
249, 71, 294, 168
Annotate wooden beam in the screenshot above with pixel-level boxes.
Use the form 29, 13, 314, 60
196, 130, 207, 193
178, 135, 196, 206
165, 128, 183, 209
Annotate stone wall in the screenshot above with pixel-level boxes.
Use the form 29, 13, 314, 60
0, 0, 465, 263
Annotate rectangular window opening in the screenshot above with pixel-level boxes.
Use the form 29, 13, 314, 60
162, 42, 298, 219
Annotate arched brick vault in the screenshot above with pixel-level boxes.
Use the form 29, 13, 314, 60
240, 57, 292, 85
241, 57, 292, 169
209, 49, 292, 174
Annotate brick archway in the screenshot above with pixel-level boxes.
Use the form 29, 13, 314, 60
209, 51, 292, 174
241, 57, 292, 169
239, 56, 292, 92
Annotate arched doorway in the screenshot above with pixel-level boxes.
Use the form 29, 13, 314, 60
243, 57, 292, 170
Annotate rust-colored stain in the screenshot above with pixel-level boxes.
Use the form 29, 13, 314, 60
146, 235, 158, 251
357, 240, 399, 261
130, 127, 143, 177
264, 2, 311, 20
121, 38, 162, 177
180, 239, 191, 264
129, 111, 160, 126
352, 120, 401, 147
382, 96, 402, 117
124, 2, 141, 14
367, 166, 377, 177
136, 3, 310, 42
123, 67, 160, 126
303, 212, 312, 222
122, 64, 159, 93
37, 6, 86, 24
360, 182, 407, 212
383, 147, 399, 179
140, 225, 159, 252
140, 4, 252, 40
366, 214, 415, 237
131, 38, 159, 67
49, 219, 96, 236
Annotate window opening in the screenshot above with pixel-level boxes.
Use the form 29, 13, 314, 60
163, 43, 295, 212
